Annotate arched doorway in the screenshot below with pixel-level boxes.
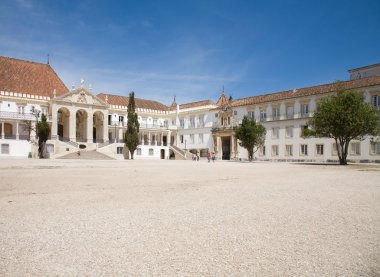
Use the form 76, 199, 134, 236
169, 149, 175, 160
93, 111, 104, 143
4, 123, 13, 138
57, 107, 70, 141
76, 109, 88, 142
160, 149, 165, 159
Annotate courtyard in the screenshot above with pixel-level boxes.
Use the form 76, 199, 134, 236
0, 158, 379, 276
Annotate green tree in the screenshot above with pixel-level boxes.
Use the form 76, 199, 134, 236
124, 91, 140, 159
302, 86, 379, 165
36, 113, 50, 158
234, 116, 266, 161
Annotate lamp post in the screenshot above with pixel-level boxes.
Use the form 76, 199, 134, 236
185, 139, 187, 152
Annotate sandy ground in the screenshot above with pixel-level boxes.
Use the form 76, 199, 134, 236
0, 158, 379, 276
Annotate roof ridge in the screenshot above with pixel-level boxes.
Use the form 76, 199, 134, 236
0, 56, 50, 67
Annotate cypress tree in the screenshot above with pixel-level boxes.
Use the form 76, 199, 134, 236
124, 91, 140, 159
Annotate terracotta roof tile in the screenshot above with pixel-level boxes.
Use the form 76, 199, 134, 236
178, 100, 215, 110
97, 93, 169, 111
231, 76, 380, 107
0, 56, 68, 97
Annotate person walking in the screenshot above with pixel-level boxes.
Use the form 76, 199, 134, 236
207, 152, 211, 163
212, 152, 216, 162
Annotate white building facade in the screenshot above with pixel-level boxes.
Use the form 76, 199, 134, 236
1, 56, 379, 162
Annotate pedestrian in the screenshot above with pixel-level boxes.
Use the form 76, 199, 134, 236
196, 153, 199, 161
207, 152, 211, 163
212, 152, 215, 162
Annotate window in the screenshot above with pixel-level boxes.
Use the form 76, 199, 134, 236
117, 147, 123, 154
198, 133, 204, 143
316, 144, 324, 155
285, 145, 293, 156
259, 109, 266, 121
286, 106, 294, 119
272, 107, 280, 120
272, 145, 279, 156
285, 126, 293, 138
1, 144, 10, 154
234, 110, 237, 115
260, 146, 266, 156
248, 111, 255, 120
18, 106, 25, 114
351, 142, 360, 155
136, 148, 142, 155
332, 143, 338, 156
180, 135, 184, 143
215, 113, 218, 118
300, 125, 308, 137
300, 144, 308, 156
190, 134, 194, 144
149, 148, 154, 156
372, 95, 380, 109
301, 103, 309, 117
198, 115, 204, 128
272, 127, 279, 139
190, 117, 195, 128
46, 144, 54, 154
119, 116, 124, 122
180, 119, 184, 128
370, 142, 380, 154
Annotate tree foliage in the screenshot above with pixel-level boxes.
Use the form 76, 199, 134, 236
124, 91, 140, 159
302, 85, 379, 165
234, 116, 266, 161
36, 113, 50, 158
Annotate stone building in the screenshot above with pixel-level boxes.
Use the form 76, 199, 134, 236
0, 56, 379, 162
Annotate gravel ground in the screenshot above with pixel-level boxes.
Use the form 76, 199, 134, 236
0, 158, 379, 276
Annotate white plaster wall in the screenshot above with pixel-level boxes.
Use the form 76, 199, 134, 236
0, 140, 31, 157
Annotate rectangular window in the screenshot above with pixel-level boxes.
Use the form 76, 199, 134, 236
272, 107, 280, 120
136, 148, 142, 155
271, 145, 279, 156
301, 103, 309, 117
300, 125, 308, 137
332, 143, 338, 156
180, 135, 184, 143
198, 133, 204, 143
285, 145, 293, 156
117, 147, 123, 154
119, 116, 124, 122
372, 95, 380, 109
370, 142, 380, 154
198, 115, 204, 128
149, 148, 154, 156
285, 126, 293, 138
286, 106, 294, 119
260, 146, 266, 156
260, 109, 266, 121
190, 134, 194, 144
316, 144, 324, 155
300, 144, 308, 156
351, 142, 360, 155
215, 113, 218, 118
190, 117, 195, 128
272, 127, 279, 139
248, 111, 255, 120
46, 144, 54, 154
1, 144, 10, 154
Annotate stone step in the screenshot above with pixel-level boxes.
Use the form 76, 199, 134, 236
58, 150, 115, 160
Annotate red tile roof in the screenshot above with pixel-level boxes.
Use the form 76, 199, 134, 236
97, 93, 169, 111
178, 100, 215, 110
0, 56, 68, 97
231, 76, 380, 107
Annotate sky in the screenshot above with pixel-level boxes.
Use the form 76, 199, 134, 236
0, 0, 379, 105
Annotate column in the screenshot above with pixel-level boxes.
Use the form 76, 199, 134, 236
148, 132, 151, 145
231, 135, 235, 159
16, 122, 19, 140
155, 132, 158, 146
168, 130, 171, 146
142, 132, 145, 145
69, 110, 76, 142
51, 105, 58, 139
87, 110, 93, 143
161, 132, 164, 145
1, 122, 4, 139
217, 136, 221, 159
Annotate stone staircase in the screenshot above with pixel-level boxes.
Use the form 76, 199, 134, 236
58, 150, 115, 160
169, 145, 192, 160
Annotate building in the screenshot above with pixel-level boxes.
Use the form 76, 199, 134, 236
0, 56, 379, 162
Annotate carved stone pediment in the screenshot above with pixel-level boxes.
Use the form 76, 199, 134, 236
53, 88, 107, 107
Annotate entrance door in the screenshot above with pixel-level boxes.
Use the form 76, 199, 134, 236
221, 136, 231, 160
58, 124, 63, 138
93, 127, 96, 143
160, 149, 165, 159
163, 136, 167, 146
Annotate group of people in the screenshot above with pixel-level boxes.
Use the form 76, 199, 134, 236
191, 152, 216, 162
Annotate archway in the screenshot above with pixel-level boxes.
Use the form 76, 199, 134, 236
76, 109, 88, 142
93, 111, 104, 143
57, 107, 70, 141
160, 149, 165, 159
4, 123, 13, 138
169, 149, 175, 160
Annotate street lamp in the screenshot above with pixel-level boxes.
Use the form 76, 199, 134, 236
185, 139, 187, 152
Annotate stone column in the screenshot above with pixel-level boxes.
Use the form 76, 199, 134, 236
69, 109, 77, 142
217, 136, 221, 159
16, 121, 19, 140
1, 121, 4, 139
148, 132, 151, 145
51, 105, 58, 140
168, 130, 172, 146
231, 135, 235, 159
103, 110, 109, 143
87, 110, 93, 143
155, 132, 158, 146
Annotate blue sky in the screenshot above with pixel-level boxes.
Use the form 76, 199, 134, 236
1, 0, 379, 105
